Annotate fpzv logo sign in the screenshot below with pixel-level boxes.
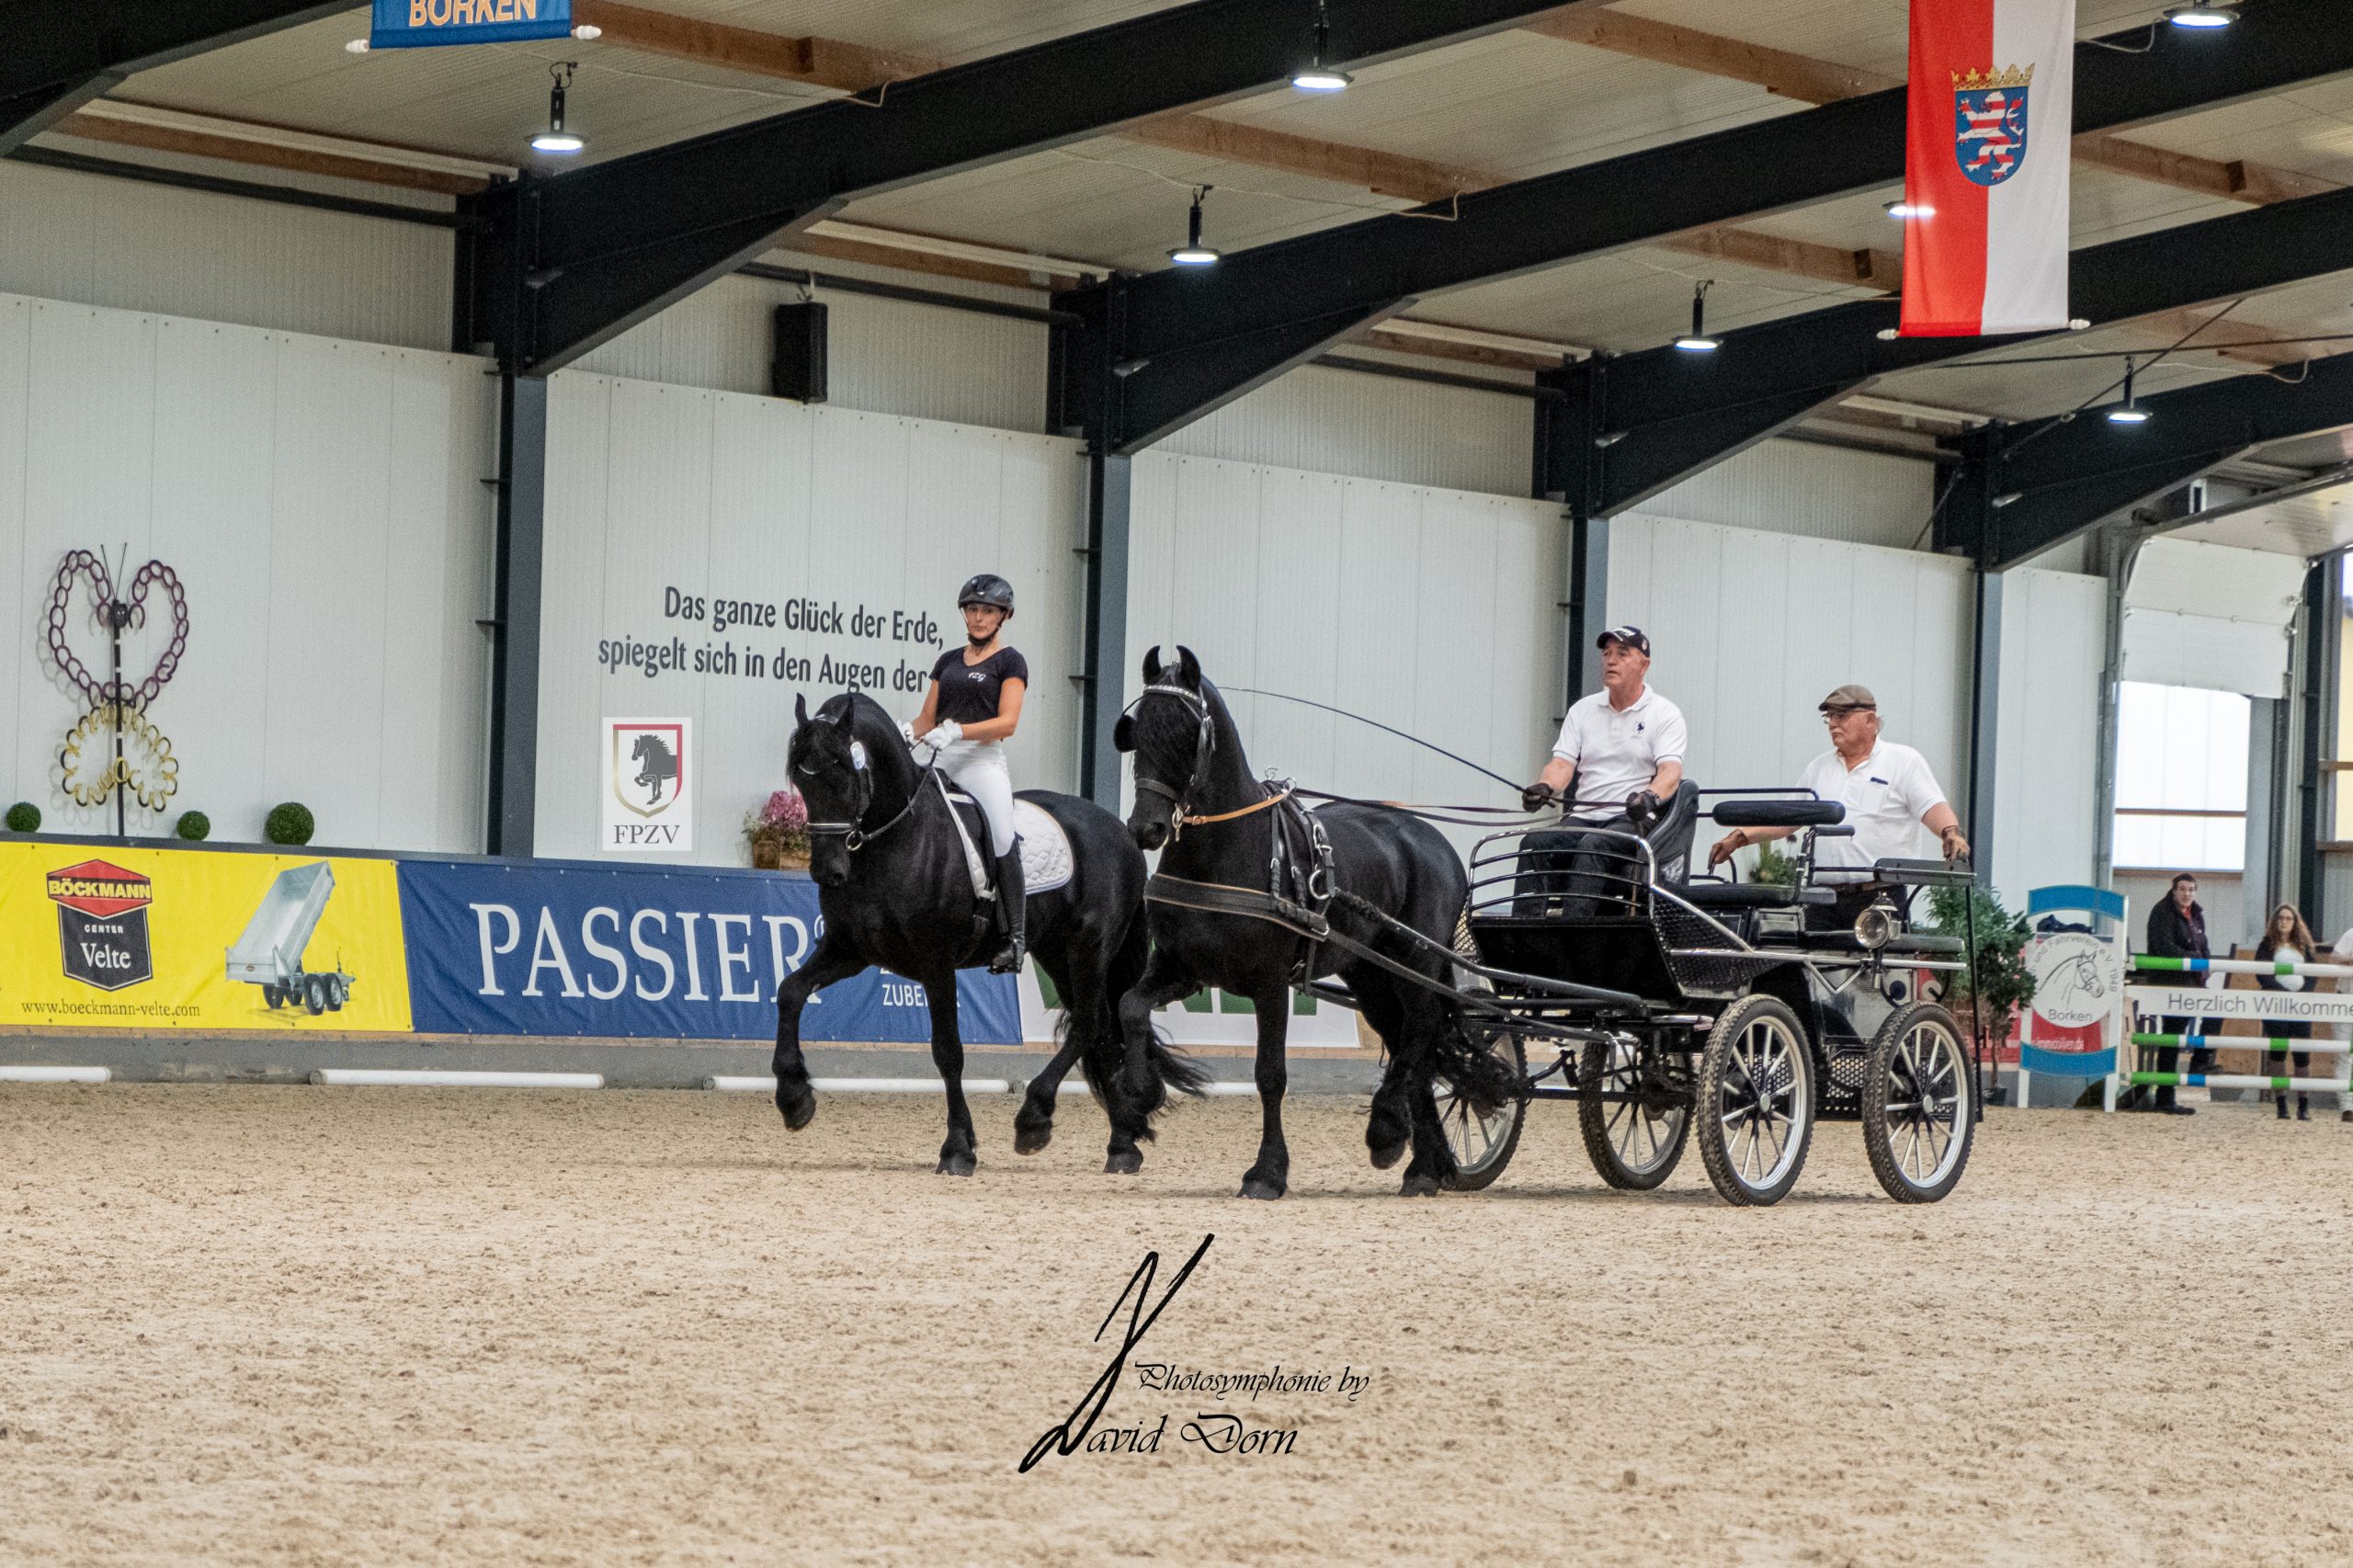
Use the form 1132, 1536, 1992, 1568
47, 859, 155, 991
602, 717, 694, 854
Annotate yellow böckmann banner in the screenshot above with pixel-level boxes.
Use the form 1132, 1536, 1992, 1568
0, 842, 412, 1031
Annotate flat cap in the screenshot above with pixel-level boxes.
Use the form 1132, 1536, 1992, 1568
1819, 683, 1878, 712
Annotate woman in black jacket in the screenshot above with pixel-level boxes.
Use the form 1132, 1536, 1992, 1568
2256, 903, 2320, 1121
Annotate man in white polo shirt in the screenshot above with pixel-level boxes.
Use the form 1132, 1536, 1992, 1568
1709, 683, 1968, 919
1518, 626, 1688, 912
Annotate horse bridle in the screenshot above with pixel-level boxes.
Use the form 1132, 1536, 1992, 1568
1124, 683, 1218, 828
801, 732, 930, 854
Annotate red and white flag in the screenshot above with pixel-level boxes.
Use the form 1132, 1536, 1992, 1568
1899, 0, 2076, 336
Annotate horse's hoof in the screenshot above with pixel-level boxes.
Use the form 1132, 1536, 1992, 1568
1367, 1137, 1407, 1171
1399, 1174, 1440, 1198
778, 1089, 816, 1131
1238, 1177, 1286, 1200
1014, 1121, 1053, 1155
937, 1153, 977, 1176
1104, 1149, 1142, 1176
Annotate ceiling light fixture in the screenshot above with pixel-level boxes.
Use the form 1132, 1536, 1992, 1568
345, 38, 370, 53
1673, 280, 1721, 353
531, 62, 585, 154
2107, 358, 2153, 425
1291, 2, 1352, 92
1168, 186, 1220, 267
1885, 199, 1935, 220
2164, 1, 2236, 28
573, 23, 603, 40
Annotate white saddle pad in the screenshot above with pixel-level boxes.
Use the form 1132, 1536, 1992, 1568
937, 780, 1074, 899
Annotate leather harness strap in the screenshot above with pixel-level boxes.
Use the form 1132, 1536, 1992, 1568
1179, 786, 1293, 829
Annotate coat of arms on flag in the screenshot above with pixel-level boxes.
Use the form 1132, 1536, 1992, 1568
1954, 65, 2033, 187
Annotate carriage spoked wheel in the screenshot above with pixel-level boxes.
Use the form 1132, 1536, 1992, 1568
1695, 994, 1816, 1207
1435, 1021, 1526, 1191
1576, 1036, 1690, 1189
1861, 1001, 1975, 1203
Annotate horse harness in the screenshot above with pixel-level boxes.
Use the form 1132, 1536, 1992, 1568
803, 740, 932, 853
1131, 683, 1336, 953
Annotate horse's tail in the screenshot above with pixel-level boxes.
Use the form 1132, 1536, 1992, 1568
1075, 905, 1209, 1127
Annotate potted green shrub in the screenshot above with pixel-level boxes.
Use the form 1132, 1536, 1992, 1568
4, 801, 38, 835
175, 811, 210, 842
265, 802, 315, 846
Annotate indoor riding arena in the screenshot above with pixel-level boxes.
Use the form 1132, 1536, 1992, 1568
6, 3, 2353, 1564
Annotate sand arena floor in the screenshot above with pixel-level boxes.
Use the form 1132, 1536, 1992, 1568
5, 1081, 2353, 1566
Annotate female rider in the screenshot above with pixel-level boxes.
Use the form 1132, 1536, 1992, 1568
906, 574, 1029, 973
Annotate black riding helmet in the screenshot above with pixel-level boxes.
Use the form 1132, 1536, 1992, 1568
957, 573, 1015, 614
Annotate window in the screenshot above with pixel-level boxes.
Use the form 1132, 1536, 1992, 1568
2111, 682, 2248, 870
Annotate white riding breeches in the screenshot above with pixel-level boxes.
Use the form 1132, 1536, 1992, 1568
933, 739, 1017, 856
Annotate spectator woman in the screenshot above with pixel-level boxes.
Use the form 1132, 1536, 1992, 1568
2257, 903, 2320, 1121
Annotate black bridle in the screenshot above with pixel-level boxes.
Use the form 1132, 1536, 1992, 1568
1120, 683, 1218, 829
801, 732, 933, 854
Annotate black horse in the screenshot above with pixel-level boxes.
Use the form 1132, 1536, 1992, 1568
779, 691, 1204, 1174
1115, 647, 1515, 1198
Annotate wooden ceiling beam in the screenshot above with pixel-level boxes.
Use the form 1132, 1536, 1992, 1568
1661, 224, 1901, 291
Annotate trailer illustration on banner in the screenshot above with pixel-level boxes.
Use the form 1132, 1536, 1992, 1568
225, 861, 356, 1015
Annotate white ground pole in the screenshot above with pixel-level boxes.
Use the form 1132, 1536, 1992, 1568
0, 1065, 110, 1084
311, 1069, 606, 1089
705, 1076, 1014, 1094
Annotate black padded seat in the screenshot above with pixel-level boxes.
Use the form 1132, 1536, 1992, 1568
1677, 881, 1802, 910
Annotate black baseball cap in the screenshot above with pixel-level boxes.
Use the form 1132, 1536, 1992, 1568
1596, 625, 1650, 655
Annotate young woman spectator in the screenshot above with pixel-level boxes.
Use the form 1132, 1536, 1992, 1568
2256, 903, 2320, 1121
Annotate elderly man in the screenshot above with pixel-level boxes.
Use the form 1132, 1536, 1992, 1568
1517, 626, 1688, 913
1709, 684, 1968, 922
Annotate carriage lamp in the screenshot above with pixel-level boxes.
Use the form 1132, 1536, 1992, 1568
1855, 900, 1898, 952
1168, 187, 1221, 266
2165, 1, 2236, 27
2106, 358, 2153, 426
1673, 281, 1721, 353
1291, 2, 1353, 91
531, 62, 585, 154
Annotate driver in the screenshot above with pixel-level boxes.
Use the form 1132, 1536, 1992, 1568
906, 574, 1029, 973
1708, 684, 1968, 921
1518, 626, 1687, 912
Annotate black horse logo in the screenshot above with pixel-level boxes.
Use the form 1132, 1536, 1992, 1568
631, 733, 678, 805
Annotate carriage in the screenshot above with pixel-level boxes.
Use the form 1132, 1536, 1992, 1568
1418, 787, 1981, 1206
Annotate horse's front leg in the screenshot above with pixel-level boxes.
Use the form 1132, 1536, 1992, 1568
1239, 984, 1292, 1200
772, 938, 867, 1131
1114, 950, 1200, 1109
925, 970, 979, 1176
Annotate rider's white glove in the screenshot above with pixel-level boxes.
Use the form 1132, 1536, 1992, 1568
898, 719, 917, 745
919, 721, 963, 752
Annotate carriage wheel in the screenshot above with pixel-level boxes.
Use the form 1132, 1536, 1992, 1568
1436, 1024, 1526, 1191
1862, 1002, 1975, 1203
1576, 1036, 1690, 1189
1695, 994, 1815, 1207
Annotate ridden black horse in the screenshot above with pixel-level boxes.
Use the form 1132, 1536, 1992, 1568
1116, 647, 1515, 1198
779, 691, 1205, 1174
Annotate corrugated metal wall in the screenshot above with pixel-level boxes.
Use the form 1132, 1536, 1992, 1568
533, 372, 1086, 864
0, 293, 493, 849
574, 270, 1050, 433
1994, 567, 2109, 910
1125, 453, 1566, 839
0, 161, 452, 351
1637, 437, 1937, 551
1154, 362, 1534, 497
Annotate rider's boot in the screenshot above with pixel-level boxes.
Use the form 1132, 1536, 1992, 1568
988, 839, 1027, 974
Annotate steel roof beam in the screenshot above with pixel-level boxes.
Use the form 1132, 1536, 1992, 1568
1076, 0, 2353, 454
461, 0, 1601, 373
1, 2, 350, 155
1543, 179, 2353, 517
1944, 350, 2353, 571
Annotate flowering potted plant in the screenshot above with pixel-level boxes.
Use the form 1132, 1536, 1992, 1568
745, 789, 812, 870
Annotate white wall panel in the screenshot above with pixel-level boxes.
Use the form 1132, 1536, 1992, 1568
0, 294, 493, 849
1126, 454, 1565, 851
1154, 363, 1532, 498
574, 272, 1048, 433
1995, 568, 2109, 911
0, 161, 450, 351
1638, 438, 1936, 551
534, 375, 1086, 864
1608, 513, 1973, 851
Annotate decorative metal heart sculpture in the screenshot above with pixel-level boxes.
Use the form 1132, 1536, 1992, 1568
45, 551, 190, 813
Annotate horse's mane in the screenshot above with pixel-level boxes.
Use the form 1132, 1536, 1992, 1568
809, 690, 917, 783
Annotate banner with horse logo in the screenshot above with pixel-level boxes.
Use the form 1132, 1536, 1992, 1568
1899, 0, 2076, 336
602, 717, 693, 853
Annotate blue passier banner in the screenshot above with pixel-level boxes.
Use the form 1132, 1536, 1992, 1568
370, 0, 573, 49
397, 858, 1021, 1044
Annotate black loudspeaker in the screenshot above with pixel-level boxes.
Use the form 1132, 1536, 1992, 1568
771, 301, 828, 403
